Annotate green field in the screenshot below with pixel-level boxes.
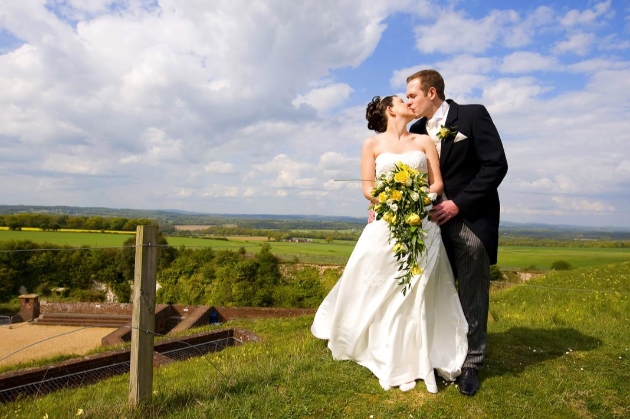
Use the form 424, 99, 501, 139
0, 230, 135, 247
498, 246, 630, 270
2, 230, 629, 269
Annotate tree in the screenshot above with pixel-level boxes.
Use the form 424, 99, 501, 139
325, 236, 333, 243
84, 216, 106, 230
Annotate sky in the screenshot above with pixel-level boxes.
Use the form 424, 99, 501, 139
1, 0, 629, 228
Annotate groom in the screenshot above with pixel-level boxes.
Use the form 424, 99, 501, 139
406, 69, 508, 396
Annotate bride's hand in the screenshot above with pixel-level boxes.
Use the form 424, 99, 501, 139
367, 209, 375, 224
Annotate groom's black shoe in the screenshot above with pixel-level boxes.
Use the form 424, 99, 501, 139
458, 368, 480, 396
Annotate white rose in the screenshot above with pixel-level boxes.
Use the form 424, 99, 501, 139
427, 192, 437, 202
386, 172, 394, 181
390, 203, 398, 212
410, 191, 420, 202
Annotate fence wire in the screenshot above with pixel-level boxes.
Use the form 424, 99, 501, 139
0, 325, 236, 404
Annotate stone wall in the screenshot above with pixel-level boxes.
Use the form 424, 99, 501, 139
40, 301, 133, 315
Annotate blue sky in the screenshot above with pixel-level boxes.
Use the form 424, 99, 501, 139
1, 0, 629, 227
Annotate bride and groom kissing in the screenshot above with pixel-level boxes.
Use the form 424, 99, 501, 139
311, 69, 508, 396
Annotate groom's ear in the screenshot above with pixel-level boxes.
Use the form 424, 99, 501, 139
428, 87, 438, 100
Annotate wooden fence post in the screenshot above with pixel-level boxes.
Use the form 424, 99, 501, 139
129, 225, 159, 408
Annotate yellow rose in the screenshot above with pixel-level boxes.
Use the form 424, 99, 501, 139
382, 212, 393, 223
390, 190, 403, 201
370, 188, 378, 197
411, 265, 423, 276
394, 170, 410, 184
406, 213, 421, 226
408, 167, 419, 175
378, 192, 388, 203
423, 196, 432, 205
438, 127, 450, 138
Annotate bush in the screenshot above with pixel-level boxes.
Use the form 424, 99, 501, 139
551, 260, 572, 270
489, 265, 503, 281
69, 289, 106, 302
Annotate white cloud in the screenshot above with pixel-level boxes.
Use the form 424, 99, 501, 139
481, 77, 551, 113
204, 161, 235, 174
551, 196, 610, 213
413, 10, 515, 54
500, 52, 561, 73
292, 83, 354, 113
553, 33, 596, 55
559, 0, 613, 27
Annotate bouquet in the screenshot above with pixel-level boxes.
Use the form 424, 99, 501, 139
370, 161, 435, 296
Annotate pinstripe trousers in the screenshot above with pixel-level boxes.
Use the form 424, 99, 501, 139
441, 218, 490, 369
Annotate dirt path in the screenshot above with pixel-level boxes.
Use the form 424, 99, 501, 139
0, 322, 117, 367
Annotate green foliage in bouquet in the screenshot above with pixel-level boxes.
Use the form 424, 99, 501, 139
370, 161, 433, 295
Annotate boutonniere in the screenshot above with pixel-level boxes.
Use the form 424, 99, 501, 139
436, 125, 458, 141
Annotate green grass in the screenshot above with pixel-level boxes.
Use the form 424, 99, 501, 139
162, 236, 356, 265
1, 262, 628, 418
0, 230, 134, 247
498, 246, 630, 270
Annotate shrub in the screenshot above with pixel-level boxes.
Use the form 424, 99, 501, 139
551, 260, 572, 270
489, 265, 503, 281
69, 289, 106, 302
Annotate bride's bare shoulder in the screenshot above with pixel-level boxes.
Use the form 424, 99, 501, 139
362, 134, 383, 150
410, 133, 432, 148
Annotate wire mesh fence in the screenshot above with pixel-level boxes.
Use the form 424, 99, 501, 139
0, 332, 239, 404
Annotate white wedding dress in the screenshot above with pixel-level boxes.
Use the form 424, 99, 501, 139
311, 151, 468, 393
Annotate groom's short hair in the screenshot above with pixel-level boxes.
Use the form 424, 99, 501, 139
406, 69, 445, 101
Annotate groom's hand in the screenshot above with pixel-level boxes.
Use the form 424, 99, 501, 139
431, 200, 460, 226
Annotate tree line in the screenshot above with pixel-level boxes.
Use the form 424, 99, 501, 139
0, 213, 158, 232
0, 239, 339, 309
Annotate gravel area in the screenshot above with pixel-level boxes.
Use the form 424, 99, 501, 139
0, 322, 117, 367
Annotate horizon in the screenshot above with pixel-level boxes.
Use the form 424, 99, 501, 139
2, 203, 630, 232
1, 1, 629, 228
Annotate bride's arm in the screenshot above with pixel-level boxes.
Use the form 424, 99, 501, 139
361, 137, 378, 203
419, 135, 444, 196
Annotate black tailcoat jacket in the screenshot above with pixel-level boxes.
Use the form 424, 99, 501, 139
410, 100, 508, 265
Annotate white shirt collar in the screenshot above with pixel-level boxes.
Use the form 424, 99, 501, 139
426, 101, 449, 130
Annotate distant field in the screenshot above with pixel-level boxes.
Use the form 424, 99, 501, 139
0, 229, 135, 247
498, 246, 630, 270
2, 230, 629, 269
167, 236, 356, 264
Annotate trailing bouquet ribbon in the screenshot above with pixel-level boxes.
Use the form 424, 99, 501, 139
370, 161, 433, 295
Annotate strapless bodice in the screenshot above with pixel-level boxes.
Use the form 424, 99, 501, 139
375, 151, 427, 178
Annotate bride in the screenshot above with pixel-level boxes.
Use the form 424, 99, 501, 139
311, 95, 468, 393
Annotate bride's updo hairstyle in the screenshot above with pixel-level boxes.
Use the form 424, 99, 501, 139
366, 95, 395, 133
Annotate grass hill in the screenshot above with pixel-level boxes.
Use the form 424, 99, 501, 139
1, 262, 628, 418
